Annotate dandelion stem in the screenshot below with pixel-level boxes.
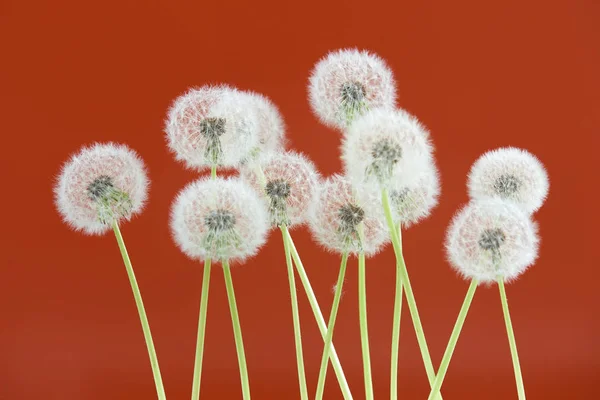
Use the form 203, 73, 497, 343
191, 259, 211, 400
498, 277, 526, 400
390, 223, 403, 400
211, 164, 217, 179
381, 188, 442, 400
112, 221, 166, 400
426, 279, 478, 400
315, 252, 349, 400
280, 224, 308, 400
285, 231, 353, 400
223, 260, 251, 400
358, 250, 374, 400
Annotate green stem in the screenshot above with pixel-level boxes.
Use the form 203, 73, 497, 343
191, 259, 211, 400
390, 223, 403, 400
223, 260, 251, 400
381, 189, 442, 400
426, 279, 478, 400
498, 277, 526, 400
211, 165, 217, 179
315, 253, 349, 400
112, 221, 166, 400
358, 251, 373, 400
285, 231, 353, 400
280, 225, 308, 400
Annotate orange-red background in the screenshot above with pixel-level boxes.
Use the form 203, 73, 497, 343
1, 0, 598, 399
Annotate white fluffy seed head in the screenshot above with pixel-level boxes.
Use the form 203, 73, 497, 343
170, 177, 269, 263
445, 199, 539, 284
240, 91, 286, 162
388, 159, 441, 228
342, 108, 433, 190
308, 49, 397, 130
241, 151, 320, 228
468, 147, 549, 214
54, 142, 149, 235
308, 174, 388, 257
165, 85, 259, 170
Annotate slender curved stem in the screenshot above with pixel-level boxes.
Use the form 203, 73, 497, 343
285, 231, 353, 400
223, 260, 251, 400
191, 259, 211, 400
315, 253, 349, 400
390, 222, 403, 400
381, 189, 442, 400
210, 165, 217, 179
280, 224, 308, 400
358, 251, 373, 400
498, 277, 526, 400
427, 279, 478, 400
112, 221, 166, 400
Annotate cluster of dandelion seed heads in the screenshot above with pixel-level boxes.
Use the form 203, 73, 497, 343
445, 199, 539, 284
388, 160, 440, 228
308, 175, 388, 256
309, 49, 397, 129
165, 85, 259, 170
342, 108, 433, 189
54, 143, 149, 235
468, 147, 549, 214
241, 151, 319, 228
170, 177, 269, 263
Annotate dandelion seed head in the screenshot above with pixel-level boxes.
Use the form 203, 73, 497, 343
308, 49, 397, 129
342, 108, 433, 189
445, 199, 539, 284
240, 91, 286, 161
54, 143, 149, 235
165, 85, 259, 170
170, 177, 269, 263
308, 175, 388, 256
241, 151, 319, 228
468, 147, 549, 214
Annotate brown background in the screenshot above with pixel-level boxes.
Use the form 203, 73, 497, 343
1, 0, 598, 399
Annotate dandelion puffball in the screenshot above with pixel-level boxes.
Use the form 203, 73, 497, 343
342, 108, 433, 189
165, 85, 259, 170
241, 91, 286, 160
308, 49, 397, 130
241, 151, 320, 228
468, 147, 549, 214
308, 174, 388, 256
54, 143, 149, 235
388, 159, 441, 228
171, 177, 269, 263
445, 199, 539, 284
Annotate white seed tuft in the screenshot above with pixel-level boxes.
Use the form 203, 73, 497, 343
308, 49, 397, 130
241, 151, 320, 228
445, 199, 539, 284
468, 147, 549, 214
54, 142, 149, 235
342, 108, 433, 190
170, 177, 269, 263
165, 85, 259, 170
308, 174, 388, 257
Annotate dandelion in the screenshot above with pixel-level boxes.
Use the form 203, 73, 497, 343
342, 108, 433, 190
309, 49, 397, 129
427, 199, 540, 400
468, 147, 549, 214
171, 176, 269, 400
170, 176, 269, 263
241, 151, 319, 227
54, 143, 165, 399
54, 142, 149, 235
308, 174, 388, 256
165, 85, 259, 171
240, 91, 286, 161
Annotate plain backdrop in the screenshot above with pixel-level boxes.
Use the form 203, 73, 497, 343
1, 0, 598, 399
